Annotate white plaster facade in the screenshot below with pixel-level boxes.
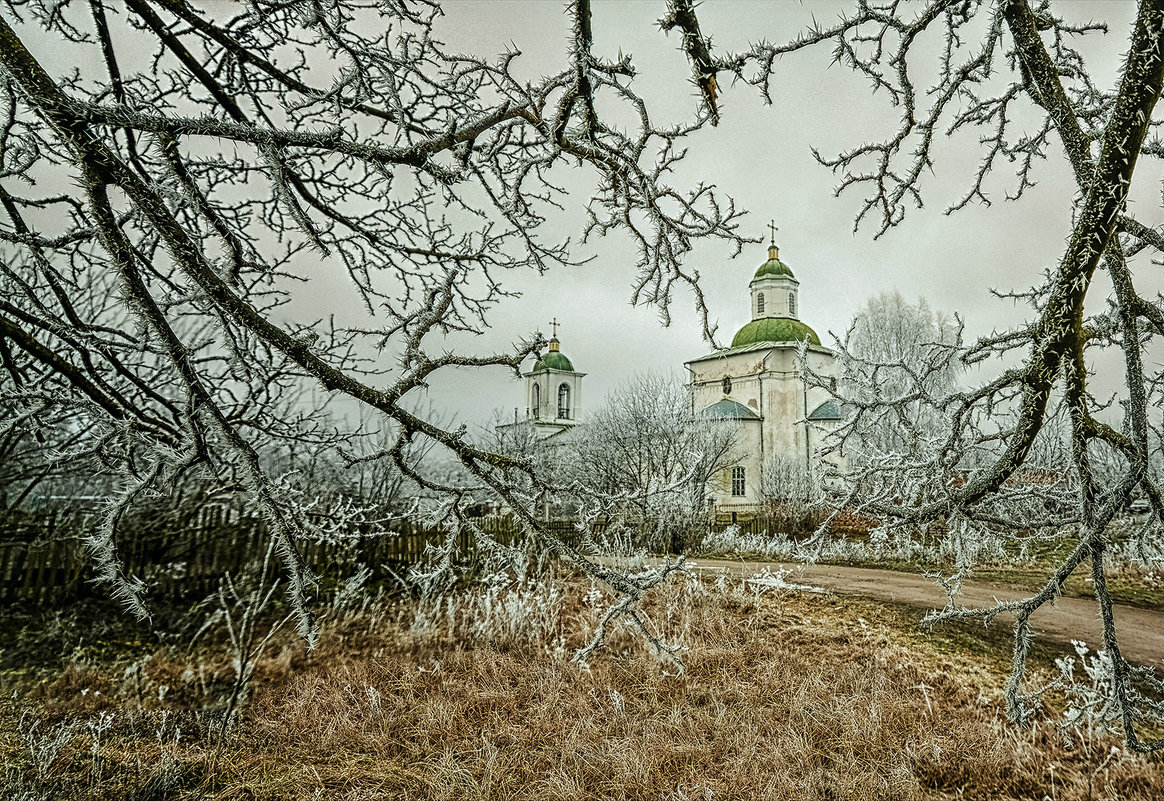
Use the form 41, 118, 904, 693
685, 244, 840, 515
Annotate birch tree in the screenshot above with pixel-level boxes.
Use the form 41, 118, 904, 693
837, 292, 961, 460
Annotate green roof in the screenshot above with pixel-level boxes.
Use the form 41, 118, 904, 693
533, 351, 574, 372
701, 399, 761, 420
731, 317, 821, 348
754, 257, 795, 279
807, 400, 843, 421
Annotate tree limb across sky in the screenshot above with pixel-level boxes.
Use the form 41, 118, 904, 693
5, 0, 1164, 748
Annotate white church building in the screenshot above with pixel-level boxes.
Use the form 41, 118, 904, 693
504, 238, 841, 516
685, 240, 840, 516
495, 322, 587, 442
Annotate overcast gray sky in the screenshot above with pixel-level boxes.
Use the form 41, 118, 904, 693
34, 1, 1142, 433
13, 1, 1161, 434
396, 1, 1160, 436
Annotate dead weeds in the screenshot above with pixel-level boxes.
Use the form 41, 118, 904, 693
2, 570, 1163, 800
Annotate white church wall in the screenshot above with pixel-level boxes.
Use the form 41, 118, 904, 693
708, 419, 763, 513
688, 350, 768, 412
687, 342, 839, 515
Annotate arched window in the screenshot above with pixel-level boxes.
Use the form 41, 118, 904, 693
722, 376, 732, 395
756, 292, 765, 315
731, 466, 746, 497
788, 292, 797, 317
557, 383, 571, 419
532, 384, 540, 418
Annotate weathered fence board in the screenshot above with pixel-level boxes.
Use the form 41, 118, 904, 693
0, 506, 843, 606
0, 512, 593, 606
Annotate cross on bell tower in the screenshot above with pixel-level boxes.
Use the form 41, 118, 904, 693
768, 220, 779, 259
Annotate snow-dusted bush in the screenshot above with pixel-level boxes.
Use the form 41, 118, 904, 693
692, 523, 937, 564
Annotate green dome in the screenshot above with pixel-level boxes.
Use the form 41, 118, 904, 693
754, 257, 794, 279
701, 399, 761, 420
533, 351, 574, 371
731, 317, 821, 348
807, 400, 843, 421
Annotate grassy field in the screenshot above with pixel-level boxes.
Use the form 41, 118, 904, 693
2, 565, 1163, 800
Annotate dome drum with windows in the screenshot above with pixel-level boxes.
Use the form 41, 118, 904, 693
733, 241, 821, 347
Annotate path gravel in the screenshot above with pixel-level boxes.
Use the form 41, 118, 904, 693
681, 558, 1164, 667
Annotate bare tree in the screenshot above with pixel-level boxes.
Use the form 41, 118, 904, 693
758, 453, 821, 530
719, 1, 1164, 750
835, 292, 962, 462
0, 0, 753, 643
0, 405, 108, 512
565, 373, 739, 552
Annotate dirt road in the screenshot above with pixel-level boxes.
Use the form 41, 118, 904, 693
681, 558, 1164, 667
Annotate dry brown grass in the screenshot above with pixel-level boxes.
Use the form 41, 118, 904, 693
4, 570, 1164, 800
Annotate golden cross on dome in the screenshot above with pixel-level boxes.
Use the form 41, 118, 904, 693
549, 317, 560, 338
768, 220, 778, 246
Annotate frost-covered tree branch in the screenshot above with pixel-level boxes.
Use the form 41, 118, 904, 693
0, 0, 753, 640
742, 1, 1164, 750
564, 373, 739, 553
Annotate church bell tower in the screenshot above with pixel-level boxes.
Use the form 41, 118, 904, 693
521, 319, 586, 439
750, 222, 800, 321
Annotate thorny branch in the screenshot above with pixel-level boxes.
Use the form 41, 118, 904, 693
750, 0, 1164, 749
0, 0, 751, 646
8, 0, 1164, 734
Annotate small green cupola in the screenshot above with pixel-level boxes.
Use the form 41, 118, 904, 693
753, 244, 795, 280
533, 337, 574, 372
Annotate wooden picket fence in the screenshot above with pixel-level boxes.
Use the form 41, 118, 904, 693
709, 508, 878, 537
0, 507, 587, 606
0, 505, 871, 606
